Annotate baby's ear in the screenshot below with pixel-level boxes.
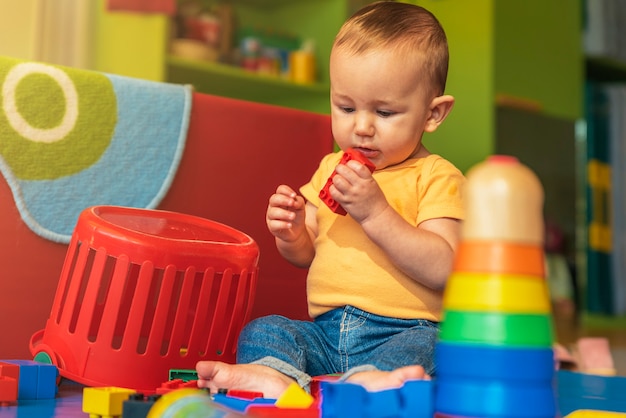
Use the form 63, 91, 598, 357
425, 95, 455, 133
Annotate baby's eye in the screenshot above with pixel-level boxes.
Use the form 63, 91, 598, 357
341, 106, 355, 113
377, 110, 395, 117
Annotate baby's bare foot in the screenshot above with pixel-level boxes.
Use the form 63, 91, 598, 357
196, 361, 295, 399
345, 365, 430, 392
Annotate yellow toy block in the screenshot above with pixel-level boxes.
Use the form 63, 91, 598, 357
82, 386, 136, 418
566, 411, 626, 417
274, 382, 314, 409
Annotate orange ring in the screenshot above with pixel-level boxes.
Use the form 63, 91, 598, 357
453, 241, 544, 276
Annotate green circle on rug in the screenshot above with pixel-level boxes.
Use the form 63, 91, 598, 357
0, 60, 117, 180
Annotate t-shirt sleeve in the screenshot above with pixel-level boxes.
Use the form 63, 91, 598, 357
415, 156, 466, 225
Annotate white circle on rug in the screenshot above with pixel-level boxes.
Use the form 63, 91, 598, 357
2, 62, 79, 143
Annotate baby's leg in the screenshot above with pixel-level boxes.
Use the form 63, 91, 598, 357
196, 361, 295, 399
344, 365, 430, 391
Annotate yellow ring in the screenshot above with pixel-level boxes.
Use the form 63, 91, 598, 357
443, 272, 551, 313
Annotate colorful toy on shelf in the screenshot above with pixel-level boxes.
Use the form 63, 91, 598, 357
435, 155, 556, 417
29, 205, 260, 394
319, 148, 376, 215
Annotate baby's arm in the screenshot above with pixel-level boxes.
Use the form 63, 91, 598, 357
266, 185, 317, 268
363, 212, 460, 290
330, 161, 460, 290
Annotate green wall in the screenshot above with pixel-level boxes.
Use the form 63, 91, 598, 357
495, 0, 582, 120
409, 0, 495, 174
93, 0, 168, 81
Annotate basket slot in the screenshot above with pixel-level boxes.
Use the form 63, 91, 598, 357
223, 268, 253, 355
187, 267, 217, 356
50, 236, 80, 322
75, 247, 108, 338
59, 242, 91, 331
168, 266, 197, 357
98, 254, 130, 346
122, 261, 155, 353
148, 265, 178, 356
204, 268, 234, 356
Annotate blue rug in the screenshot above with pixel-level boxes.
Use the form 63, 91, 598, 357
0, 56, 192, 243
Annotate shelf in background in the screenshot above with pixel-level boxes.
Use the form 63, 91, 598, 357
586, 56, 626, 82
166, 55, 330, 114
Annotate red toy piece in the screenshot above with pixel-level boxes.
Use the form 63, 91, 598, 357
0, 376, 18, 406
226, 389, 264, 400
156, 379, 199, 394
319, 148, 376, 215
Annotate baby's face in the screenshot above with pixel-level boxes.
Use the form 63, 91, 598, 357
329, 47, 435, 169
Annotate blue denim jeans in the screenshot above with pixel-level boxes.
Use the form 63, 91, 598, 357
236, 305, 439, 390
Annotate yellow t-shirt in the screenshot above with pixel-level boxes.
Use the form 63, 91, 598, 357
300, 152, 465, 321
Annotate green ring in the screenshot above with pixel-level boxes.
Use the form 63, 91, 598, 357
439, 310, 554, 347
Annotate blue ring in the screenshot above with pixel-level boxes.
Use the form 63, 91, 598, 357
436, 341, 555, 382
435, 377, 557, 417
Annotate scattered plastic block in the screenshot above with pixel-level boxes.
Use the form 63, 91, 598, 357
558, 370, 626, 416
168, 369, 198, 382
122, 393, 161, 418
212, 393, 275, 413
275, 382, 314, 409
321, 378, 434, 418
82, 386, 136, 418
311, 373, 342, 399
156, 378, 198, 394
565, 411, 626, 417
2, 360, 58, 400
0, 376, 18, 406
576, 337, 616, 376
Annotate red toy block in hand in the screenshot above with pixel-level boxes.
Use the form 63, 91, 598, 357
319, 148, 376, 215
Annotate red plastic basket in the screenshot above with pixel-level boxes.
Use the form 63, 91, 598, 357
30, 206, 259, 393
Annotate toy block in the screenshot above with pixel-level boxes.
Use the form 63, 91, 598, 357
557, 370, 626, 416
576, 337, 616, 376
319, 148, 376, 215
155, 378, 198, 394
168, 368, 198, 382
310, 373, 342, 399
2, 359, 58, 400
212, 393, 275, 413
275, 382, 314, 409
246, 404, 319, 417
0, 362, 19, 381
82, 386, 137, 418
225, 389, 264, 400
320, 379, 434, 418
122, 393, 162, 418
565, 412, 626, 418
0, 376, 18, 406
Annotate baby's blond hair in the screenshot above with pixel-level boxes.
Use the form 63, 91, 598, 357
333, 1, 449, 96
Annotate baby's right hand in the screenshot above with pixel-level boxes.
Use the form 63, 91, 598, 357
266, 185, 306, 242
